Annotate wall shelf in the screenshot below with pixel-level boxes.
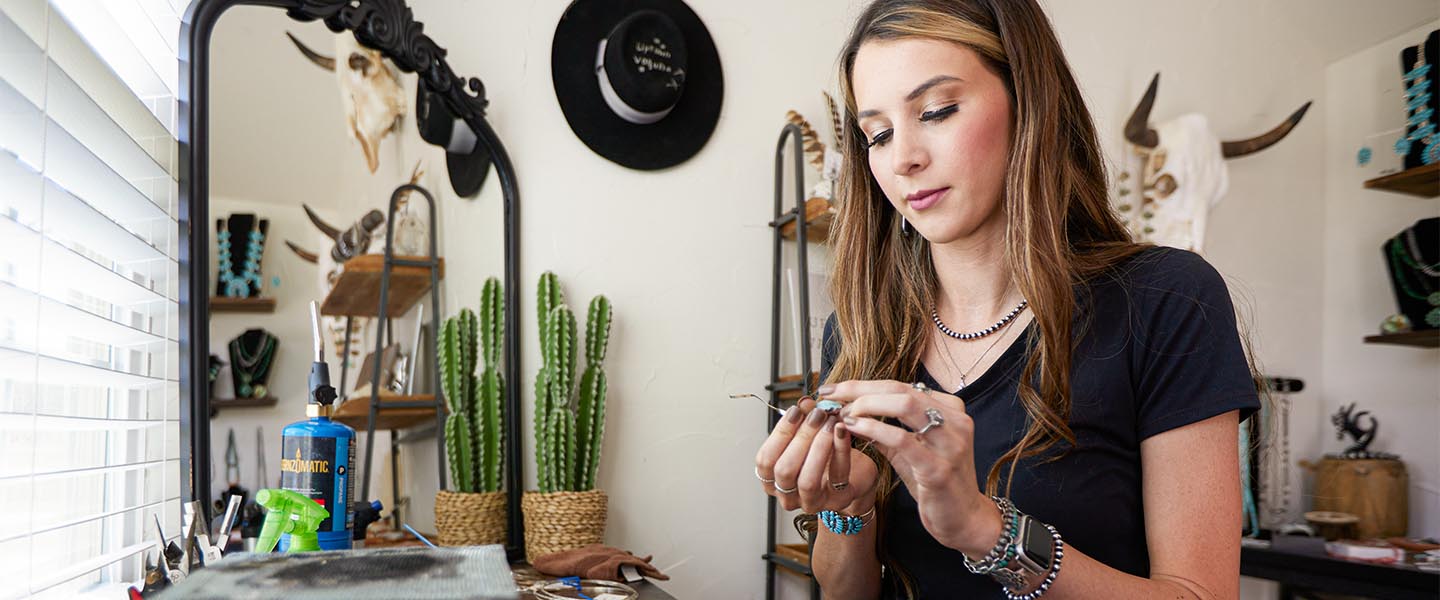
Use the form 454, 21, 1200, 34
320, 254, 445, 318
773, 372, 820, 402
210, 396, 277, 410
1362, 330, 1439, 348
779, 198, 835, 243
210, 296, 275, 313
1362, 163, 1440, 198
333, 393, 445, 431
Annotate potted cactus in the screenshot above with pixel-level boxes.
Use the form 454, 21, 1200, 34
434, 277, 507, 546
522, 271, 612, 562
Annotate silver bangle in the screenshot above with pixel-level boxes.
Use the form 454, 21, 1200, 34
1001, 523, 1064, 600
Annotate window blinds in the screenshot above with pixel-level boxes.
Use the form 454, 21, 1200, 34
0, 0, 182, 597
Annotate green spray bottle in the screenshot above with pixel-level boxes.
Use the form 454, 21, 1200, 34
253, 488, 329, 553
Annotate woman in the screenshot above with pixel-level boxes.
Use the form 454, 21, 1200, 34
753, 1, 1261, 598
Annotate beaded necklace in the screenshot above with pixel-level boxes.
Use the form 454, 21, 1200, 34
1387, 236, 1440, 327
1402, 227, 1440, 276
1396, 36, 1439, 165
218, 227, 266, 298
229, 332, 276, 398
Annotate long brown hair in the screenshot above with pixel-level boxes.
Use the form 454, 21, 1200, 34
826, 0, 1147, 591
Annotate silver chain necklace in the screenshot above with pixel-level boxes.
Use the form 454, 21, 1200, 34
937, 311, 1021, 391
932, 299, 1028, 340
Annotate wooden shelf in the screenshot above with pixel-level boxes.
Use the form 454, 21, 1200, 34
210, 296, 276, 313
210, 396, 278, 410
772, 543, 812, 577
333, 393, 446, 430
1363, 163, 1440, 198
779, 197, 836, 243
1363, 330, 1439, 348
319, 254, 445, 318
775, 372, 820, 402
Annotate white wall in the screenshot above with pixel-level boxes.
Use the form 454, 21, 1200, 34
203, 2, 1440, 599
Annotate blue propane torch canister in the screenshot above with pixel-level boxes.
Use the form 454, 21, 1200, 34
278, 300, 356, 551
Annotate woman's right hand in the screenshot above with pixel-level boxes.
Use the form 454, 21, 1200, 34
755, 398, 880, 515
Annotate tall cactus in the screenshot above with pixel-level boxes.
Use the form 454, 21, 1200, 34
439, 281, 506, 494
574, 296, 611, 490
533, 271, 612, 494
477, 277, 505, 491
439, 315, 474, 492
534, 272, 562, 492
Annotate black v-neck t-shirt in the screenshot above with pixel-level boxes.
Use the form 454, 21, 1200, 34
818, 247, 1259, 599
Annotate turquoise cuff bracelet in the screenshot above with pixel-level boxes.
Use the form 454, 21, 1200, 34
818, 506, 875, 536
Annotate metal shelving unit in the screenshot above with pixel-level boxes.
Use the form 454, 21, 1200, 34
320, 183, 447, 528
762, 122, 822, 600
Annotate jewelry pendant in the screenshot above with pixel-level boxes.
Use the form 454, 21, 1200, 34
253, 384, 267, 399
239, 383, 253, 398
1428, 292, 1440, 306
1427, 308, 1440, 328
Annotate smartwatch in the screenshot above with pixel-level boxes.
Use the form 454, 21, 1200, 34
992, 514, 1055, 591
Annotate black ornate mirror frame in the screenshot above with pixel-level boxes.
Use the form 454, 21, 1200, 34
179, 0, 525, 554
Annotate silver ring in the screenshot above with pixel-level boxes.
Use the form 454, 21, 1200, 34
912, 381, 929, 394
915, 407, 945, 438
830, 480, 849, 491
774, 482, 798, 494
755, 466, 775, 484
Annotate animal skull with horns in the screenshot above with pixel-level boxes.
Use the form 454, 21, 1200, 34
287, 32, 405, 173
1113, 73, 1310, 253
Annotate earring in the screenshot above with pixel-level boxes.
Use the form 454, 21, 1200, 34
901, 215, 909, 234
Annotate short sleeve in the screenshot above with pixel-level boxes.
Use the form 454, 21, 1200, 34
1131, 249, 1259, 440
819, 312, 840, 386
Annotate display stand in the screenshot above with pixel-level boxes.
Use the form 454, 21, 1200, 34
761, 123, 822, 600
320, 184, 446, 528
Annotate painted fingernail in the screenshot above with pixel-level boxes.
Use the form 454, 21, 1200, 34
806, 408, 825, 426
817, 385, 836, 395
786, 407, 803, 424
836, 424, 849, 440
843, 416, 856, 426
822, 416, 835, 432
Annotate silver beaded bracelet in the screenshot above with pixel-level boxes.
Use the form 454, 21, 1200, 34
1001, 523, 1064, 600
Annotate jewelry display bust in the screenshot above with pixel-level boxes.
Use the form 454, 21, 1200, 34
228, 328, 278, 399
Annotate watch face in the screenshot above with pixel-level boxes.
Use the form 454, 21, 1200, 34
1022, 519, 1054, 571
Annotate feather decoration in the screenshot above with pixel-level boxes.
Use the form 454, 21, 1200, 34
823, 91, 843, 149
785, 110, 827, 175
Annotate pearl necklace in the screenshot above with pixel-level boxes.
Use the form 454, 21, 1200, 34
931, 299, 1028, 340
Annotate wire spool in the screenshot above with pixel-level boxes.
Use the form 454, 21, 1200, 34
1305, 511, 1360, 541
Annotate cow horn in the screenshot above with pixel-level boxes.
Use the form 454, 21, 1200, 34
285, 240, 319, 264
1220, 101, 1312, 158
302, 204, 341, 239
286, 32, 335, 71
1124, 73, 1160, 149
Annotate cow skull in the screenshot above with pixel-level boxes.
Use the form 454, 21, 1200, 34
1113, 73, 1310, 253
287, 32, 405, 173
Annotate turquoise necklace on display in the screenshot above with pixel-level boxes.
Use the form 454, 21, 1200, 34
230, 332, 276, 398
1396, 37, 1439, 164
217, 227, 265, 298
1387, 236, 1440, 327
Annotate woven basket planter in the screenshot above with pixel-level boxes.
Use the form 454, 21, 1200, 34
434, 490, 507, 546
521, 489, 608, 563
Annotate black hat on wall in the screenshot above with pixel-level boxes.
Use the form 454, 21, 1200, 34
552, 0, 724, 171
416, 82, 493, 198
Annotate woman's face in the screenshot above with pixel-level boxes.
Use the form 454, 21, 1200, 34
851, 37, 1013, 245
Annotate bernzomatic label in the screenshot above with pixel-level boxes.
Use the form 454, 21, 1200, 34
281, 436, 338, 531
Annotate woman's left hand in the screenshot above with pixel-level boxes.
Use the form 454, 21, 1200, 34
824, 379, 1000, 554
